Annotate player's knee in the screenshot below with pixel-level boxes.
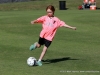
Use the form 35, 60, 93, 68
37, 44, 41, 48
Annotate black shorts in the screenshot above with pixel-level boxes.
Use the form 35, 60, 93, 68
38, 37, 52, 48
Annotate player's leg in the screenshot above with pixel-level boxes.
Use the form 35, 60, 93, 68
37, 39, 52, 66
36, 43, 41, 48
37, 46, 48, 66
29, 42, 38, 50
29, 37, 44, 51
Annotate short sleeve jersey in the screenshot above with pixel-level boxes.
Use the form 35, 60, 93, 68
36, 15, 65, 41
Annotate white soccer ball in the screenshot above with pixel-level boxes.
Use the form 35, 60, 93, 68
27, 57, 37, 66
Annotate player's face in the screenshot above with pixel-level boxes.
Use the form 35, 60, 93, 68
47, 9, 54, 17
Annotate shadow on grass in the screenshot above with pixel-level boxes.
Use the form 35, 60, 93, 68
97, 7, 100, 10
60, 8, 69, 10
42, 57, 79, 64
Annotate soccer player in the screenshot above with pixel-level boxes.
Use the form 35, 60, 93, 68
30, 5, 76, 66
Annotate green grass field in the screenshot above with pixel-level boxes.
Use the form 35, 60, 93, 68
0, 10, 100, 75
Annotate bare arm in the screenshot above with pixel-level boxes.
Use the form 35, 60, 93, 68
63, 24, 76, 30
31, 16, 45, 25
31, 20, 38, 24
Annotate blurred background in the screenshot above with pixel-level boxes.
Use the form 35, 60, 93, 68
0, 0, 100, 11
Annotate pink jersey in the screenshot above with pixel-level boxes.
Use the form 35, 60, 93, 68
36, 15, 65, 41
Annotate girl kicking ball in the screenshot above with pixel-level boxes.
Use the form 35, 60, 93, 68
30, 5, 76, 66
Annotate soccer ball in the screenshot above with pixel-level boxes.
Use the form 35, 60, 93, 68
27, 57, 37, 66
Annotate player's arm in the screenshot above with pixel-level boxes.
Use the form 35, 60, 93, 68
31, 20, 38, 24
63, 24, 76, 30
31, 16, 45, 25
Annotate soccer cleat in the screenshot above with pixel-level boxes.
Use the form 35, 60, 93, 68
36, 61, 42, 66
29, 42, 37, 51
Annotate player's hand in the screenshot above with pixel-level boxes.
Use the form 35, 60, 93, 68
72, 27, 76, 30
31, 21, 34, 24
